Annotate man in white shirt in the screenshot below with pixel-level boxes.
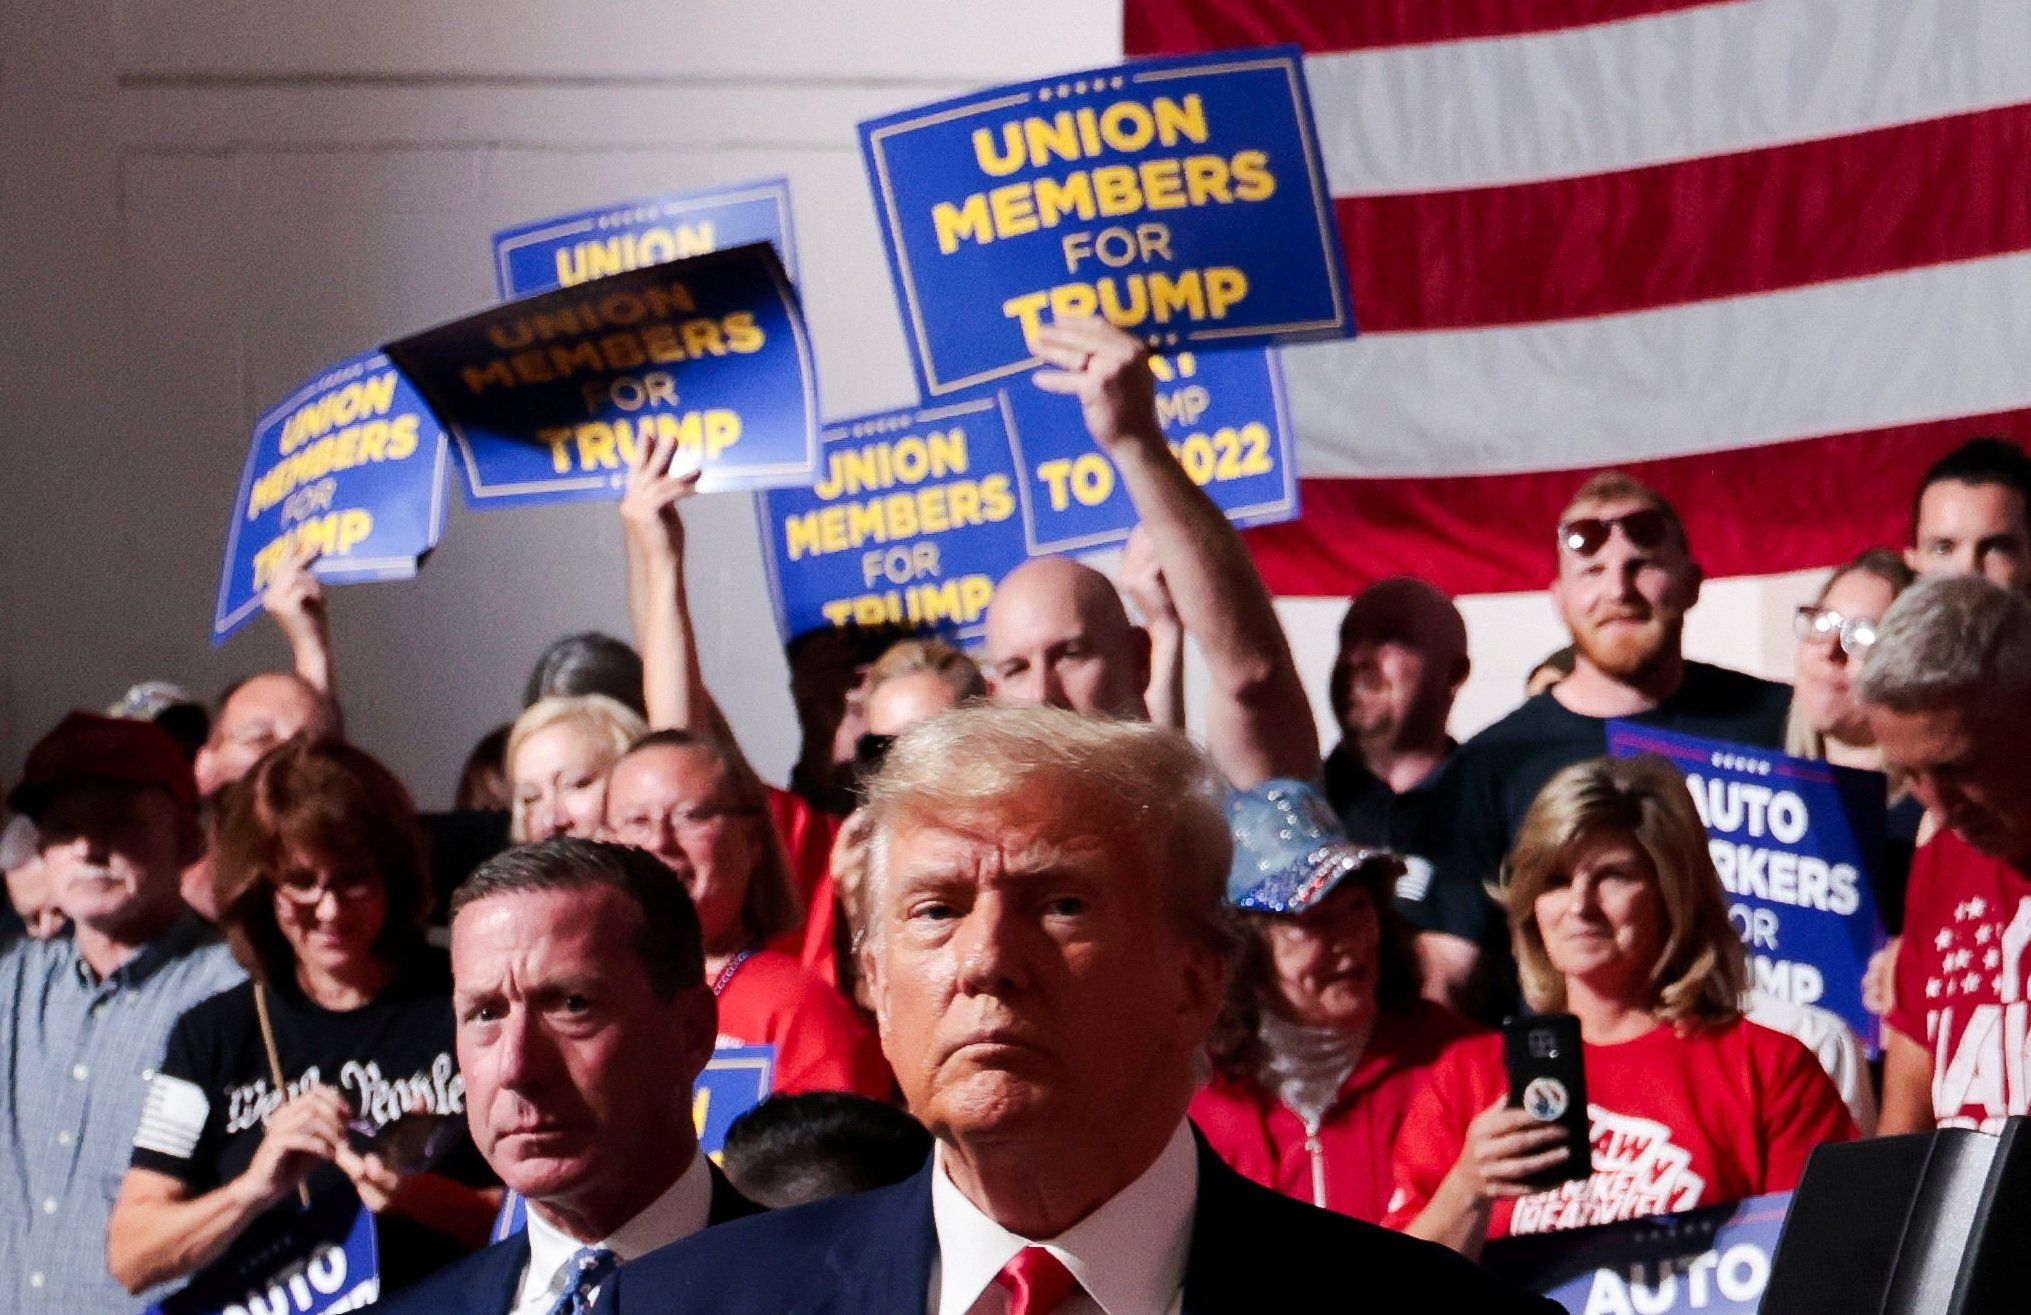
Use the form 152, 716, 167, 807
369, 838, 760, 1314
602, 707, 1555, 1313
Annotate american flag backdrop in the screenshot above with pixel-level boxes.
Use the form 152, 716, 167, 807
1124, 0, 2031, 598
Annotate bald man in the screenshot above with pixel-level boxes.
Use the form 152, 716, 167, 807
981, 319, 1316, 788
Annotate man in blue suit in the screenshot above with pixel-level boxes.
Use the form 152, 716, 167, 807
601, 707, 1557, 1313
371, 838, 759, 1314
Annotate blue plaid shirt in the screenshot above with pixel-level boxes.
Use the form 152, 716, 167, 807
0, 915, 243, 1313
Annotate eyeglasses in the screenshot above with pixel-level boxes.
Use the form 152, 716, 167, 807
1794, 605, 1880, 658
610, 803, 755, 842
1558, 508, 1673, 557
270, 869, 380, 907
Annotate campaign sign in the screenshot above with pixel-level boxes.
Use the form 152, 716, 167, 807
758, 398, 1030, 646
147, 1194, 378, 1314
1607, 724, 1889, 1054
388, 244, 820, 509
213, 350, 449, 643
492, 177, 799, 299
860, 47, 1354, 399
489, 1043, 778, 1240
1484, 1191, 1791, 1315
994, 347, 1295, 553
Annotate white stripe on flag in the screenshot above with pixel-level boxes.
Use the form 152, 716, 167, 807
1308, 0, 2031, 195
1283, 251, 2031, 478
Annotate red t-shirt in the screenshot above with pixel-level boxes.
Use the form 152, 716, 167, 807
1887, 827, 2031, 1130
714, 948, 891, 1099
763, 786, 845, 987
1189, 1000, 1483, 1224
1384, 1018, 1853, 1238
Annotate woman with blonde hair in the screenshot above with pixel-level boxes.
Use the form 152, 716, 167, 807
1385, 755, 1853, 1258
504, 693, 646, 843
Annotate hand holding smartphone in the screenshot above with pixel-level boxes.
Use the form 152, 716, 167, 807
1501, 1013, 1591, 1188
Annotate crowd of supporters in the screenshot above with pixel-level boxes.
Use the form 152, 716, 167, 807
7, 318, 2031, 1311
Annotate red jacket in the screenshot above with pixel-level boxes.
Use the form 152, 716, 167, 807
1190, 999, 1483, 1224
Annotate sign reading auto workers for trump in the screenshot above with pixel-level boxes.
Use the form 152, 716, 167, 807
995, 347, 1296, 554
860, 47, 1353, 399
1486, 1191, 1789, 1315
213, 350, 449, 644
387, 244, 820, 509
1607, 724, 1888, 1054
491, 178, 799, 299
148, 1193, 378, 1315
758, 398, 1029, 646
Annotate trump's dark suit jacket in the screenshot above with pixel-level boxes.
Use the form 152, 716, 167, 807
366, 1165, 760, 1315
595, 1135, 1562, 1313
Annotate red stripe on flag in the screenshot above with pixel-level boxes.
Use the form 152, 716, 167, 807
1124, 0, 1737, 56
1245, 411, 2031, 598
1342, 105, 2031, 333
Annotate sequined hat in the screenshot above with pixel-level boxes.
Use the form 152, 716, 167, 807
1225, 778, 1403, 914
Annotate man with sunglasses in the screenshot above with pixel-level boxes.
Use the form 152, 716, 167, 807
1413, 475, 1791, 1022
0, 713, 243, 1313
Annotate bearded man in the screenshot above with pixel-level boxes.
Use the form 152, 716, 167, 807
1410, 474, 1790, 1022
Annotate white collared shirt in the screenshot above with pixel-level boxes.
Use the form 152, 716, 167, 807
928, 1121, 1197, 1315
512, 1150, 712, 1315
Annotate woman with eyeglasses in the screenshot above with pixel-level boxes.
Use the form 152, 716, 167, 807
108, 738, 498, 1298
1787, 548, 1922, 1018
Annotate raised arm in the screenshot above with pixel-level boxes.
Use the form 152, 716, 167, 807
619, 429, 721, 736
262, 544, 338, 713
1030, 319, 1317, 785
1119, 526, 1185, 732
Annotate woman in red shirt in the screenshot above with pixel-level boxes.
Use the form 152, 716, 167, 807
1190, 780, 1482, 1223
1386, 755, 1855, 1258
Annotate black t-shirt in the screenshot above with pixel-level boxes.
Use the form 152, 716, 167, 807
1411, 662, 1792, 1023
130, 951, 491, 1292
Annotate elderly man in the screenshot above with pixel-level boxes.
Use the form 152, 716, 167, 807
1414, 474, 1791, 1021
600, 707, 1554, 1313
370, 838, 759, 1314
1905, 436, 2031, 594
0, 713, 243, 1313
980, 319, 1317, 789
1860, 577, 2031, 1133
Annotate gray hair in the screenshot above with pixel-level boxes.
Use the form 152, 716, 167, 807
858, 705, 1232, 952
1858, 575, 2031, 712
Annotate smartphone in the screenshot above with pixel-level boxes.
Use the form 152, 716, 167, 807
1501, 1012, 1591, 1188
346, 1110, 460, 1174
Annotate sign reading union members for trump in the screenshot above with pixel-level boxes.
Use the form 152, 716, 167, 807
147, 1193, 378, 1315
1607, 724, 1889, 1054
491, 177, 799, 299
994, 347, 1296, 554
758, 399, 1030, 646
213, 350, 449, 644
860, 47, 1353, 399
386, 244, 820, 509
1484, 1191, 1790, 1315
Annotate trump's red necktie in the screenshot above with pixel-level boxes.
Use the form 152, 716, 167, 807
993, 1246, 1080, 1315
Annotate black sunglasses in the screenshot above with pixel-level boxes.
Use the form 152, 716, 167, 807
855, 732, 897, 771
1558, 508, 1672, 557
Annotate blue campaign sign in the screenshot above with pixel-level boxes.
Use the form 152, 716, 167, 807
213, 350, 449, 644
1607, 723, 1889, 1054
758, 397, 1030, 646
1485, 1192, 1791, 1314
994, 347, 1296, 554
860, 47, 1354, 399
492, 177, 798, 299
489, 1043, 779, 1241
695, 1043, 776, 1159
387, 244, 820, 509
147, 1195, 378, 1314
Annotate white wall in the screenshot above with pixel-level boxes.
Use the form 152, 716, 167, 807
0, 1, 1814, 805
